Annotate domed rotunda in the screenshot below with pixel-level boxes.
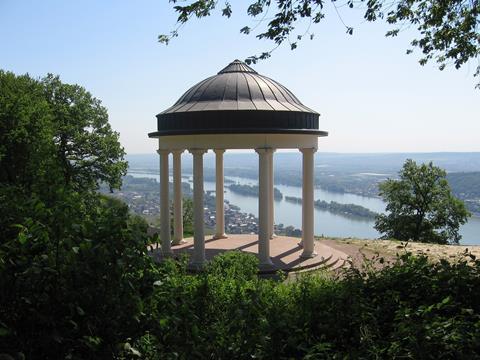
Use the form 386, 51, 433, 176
149, 60, 328, 269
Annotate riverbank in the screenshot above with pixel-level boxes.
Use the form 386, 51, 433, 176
126, 172, 480, 245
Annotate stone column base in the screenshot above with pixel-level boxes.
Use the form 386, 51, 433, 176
171, 239, 187, 246
212, 234, 228, 240
300, 250, 318, 259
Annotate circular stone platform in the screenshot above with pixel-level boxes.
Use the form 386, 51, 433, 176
152, 234, 349, 274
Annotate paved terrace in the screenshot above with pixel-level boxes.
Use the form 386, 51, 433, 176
152, 235, 349, 274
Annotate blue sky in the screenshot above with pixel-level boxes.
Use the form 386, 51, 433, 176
1, 0, 478, 154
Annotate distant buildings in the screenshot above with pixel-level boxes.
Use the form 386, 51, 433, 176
104, 182, 302, 237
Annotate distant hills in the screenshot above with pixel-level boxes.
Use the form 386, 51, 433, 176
127, 152, 480, 174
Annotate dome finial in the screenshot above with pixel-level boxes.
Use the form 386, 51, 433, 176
218, 59, 258, 74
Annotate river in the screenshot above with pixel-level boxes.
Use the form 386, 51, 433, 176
128, 172, 480, 245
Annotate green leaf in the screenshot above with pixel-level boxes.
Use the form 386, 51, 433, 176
17, 231, 28, 245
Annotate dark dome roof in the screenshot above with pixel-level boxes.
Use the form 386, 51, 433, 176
149, 60, 326, 137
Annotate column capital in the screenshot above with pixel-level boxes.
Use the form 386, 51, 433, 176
255, 147, 274, 155
157, 149, 170, 155
189, 149, 208, 156
213, 149, 226, 155
300, 147, 317, 154
171, 149, 185, 155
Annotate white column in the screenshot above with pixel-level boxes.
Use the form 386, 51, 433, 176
300, 148, 317, 258
256, 148, 273, 267
158, 149, 172, 256
214, 149, 227, 239
190, 149, 207, 266
172, 150, 185, 245
268, 149, 276, 239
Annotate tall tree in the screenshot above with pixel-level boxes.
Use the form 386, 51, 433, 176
374, 159, 470, 244
0, 71, 55, 190
0, 70, 128, 239
0, 71, 127, 195
161, 0, 480, 87
42, 74, 127, 192
0, 70, 150, 358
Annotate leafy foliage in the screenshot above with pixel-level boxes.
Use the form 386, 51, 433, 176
0, 193, 156, 358
2, 69, 480, 358
0, 70, 142, 359
42, 75, 127, 192
0, 70, 127, 196
375, 159, 470, 244
115, 250, 480, 359
0, 69, 127, 238
182, 197, 195, 236
0, 71, 57, 192
161, 0, 480, 86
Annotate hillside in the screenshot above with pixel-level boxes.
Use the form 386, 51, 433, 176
447, 172, 480, 198
447, 172, 480, 214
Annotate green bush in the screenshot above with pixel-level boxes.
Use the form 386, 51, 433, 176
119, 251, 480, 359
0, 192, 157, 359
206, 250, 258, 280
3, 239, 480, 359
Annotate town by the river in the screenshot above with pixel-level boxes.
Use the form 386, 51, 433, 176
128, 172, 480, 245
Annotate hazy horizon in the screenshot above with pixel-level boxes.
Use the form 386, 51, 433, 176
127, 150, 480, 155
